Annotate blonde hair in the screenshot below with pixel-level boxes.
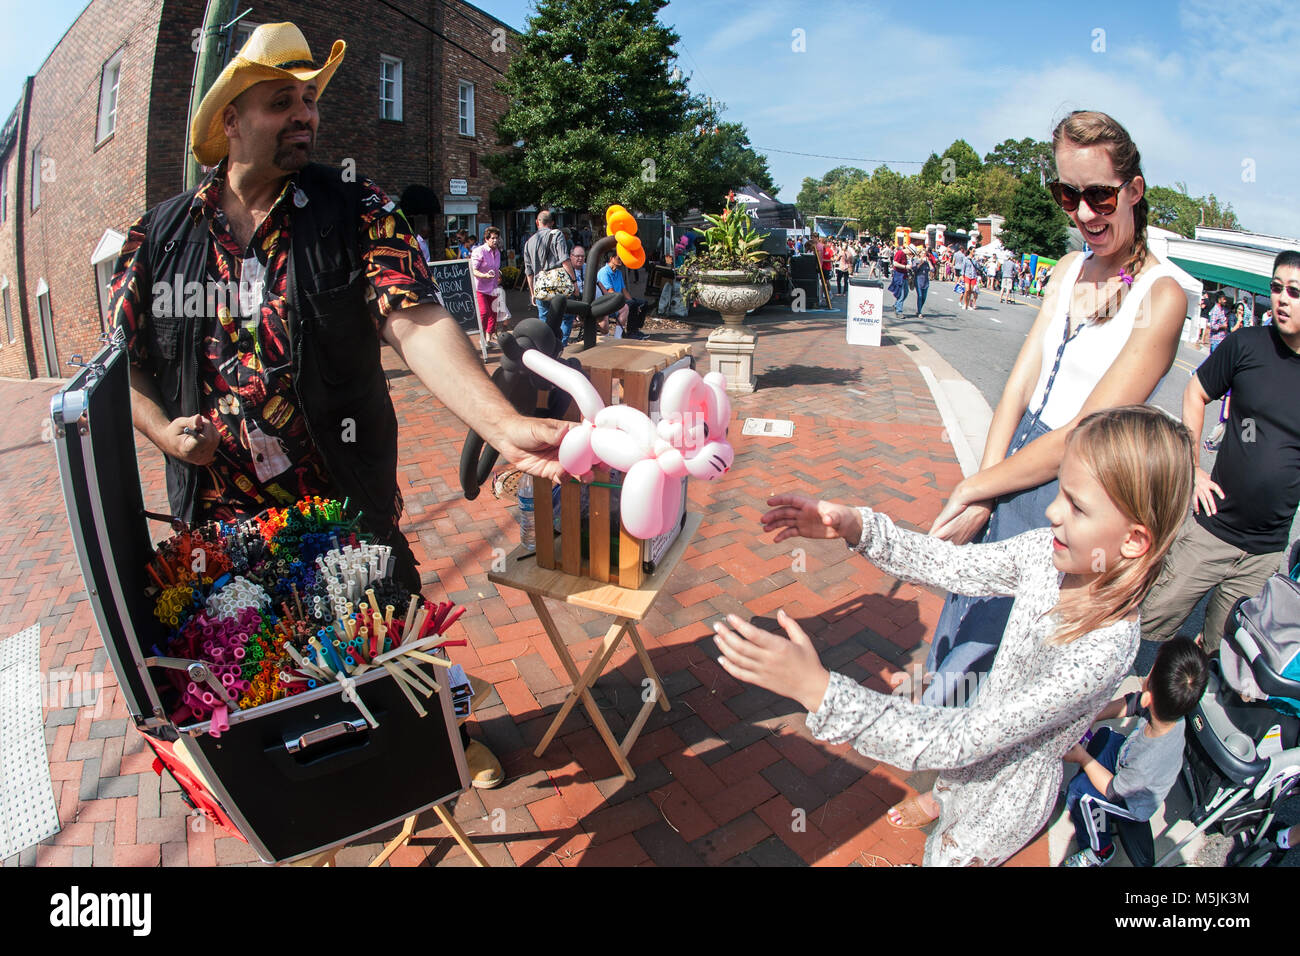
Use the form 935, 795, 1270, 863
1051, 110, 1150, 283
1048, 405, 1194, 645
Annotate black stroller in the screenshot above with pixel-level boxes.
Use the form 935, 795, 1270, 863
1157, 558, 1300, 866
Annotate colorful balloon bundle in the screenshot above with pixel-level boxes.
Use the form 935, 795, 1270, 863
146, 498, 467, 733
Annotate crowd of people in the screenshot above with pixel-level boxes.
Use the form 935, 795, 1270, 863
780, 232, 1058, 317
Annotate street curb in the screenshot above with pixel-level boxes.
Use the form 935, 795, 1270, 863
917, 366, 980, 478
886, 327, 992, 478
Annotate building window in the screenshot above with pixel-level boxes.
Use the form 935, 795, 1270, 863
234, 19, 260, 50
458, 81, 474, 136
1, 279, 11, 344
444, 215, 477, 249
36, 280, 58, 376
92, 228, 126, 334
31, 144, 41, 211
0, 158, 7, 223
97, 48, 124, 143
380, 56, 402, 121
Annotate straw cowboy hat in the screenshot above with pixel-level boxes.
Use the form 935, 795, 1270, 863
190, 22, 346, 166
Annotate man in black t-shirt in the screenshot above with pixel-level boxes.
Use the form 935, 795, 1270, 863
1141, 251, 1300, 651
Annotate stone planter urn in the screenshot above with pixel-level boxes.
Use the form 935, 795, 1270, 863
695, 270, 773, 395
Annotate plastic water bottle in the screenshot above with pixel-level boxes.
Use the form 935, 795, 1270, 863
517, 473, 535, 550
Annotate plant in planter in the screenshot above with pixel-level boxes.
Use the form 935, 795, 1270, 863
682, 194, 778, 395
680, 194, 776, 326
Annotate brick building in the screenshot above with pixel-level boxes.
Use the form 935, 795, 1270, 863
0, 0, 518, 380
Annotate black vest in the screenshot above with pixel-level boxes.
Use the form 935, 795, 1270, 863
139, 164, 401, 537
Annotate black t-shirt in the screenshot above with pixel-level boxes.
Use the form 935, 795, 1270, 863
1195, 326, 1300, 552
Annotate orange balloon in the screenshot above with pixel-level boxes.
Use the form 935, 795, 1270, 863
607, 205, 637, 237
618, 243, 646, 269
614, 230, 641, 250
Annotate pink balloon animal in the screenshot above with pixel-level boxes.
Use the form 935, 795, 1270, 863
520, 350, 735, 539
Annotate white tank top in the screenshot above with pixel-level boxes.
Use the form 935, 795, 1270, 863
1025, 252, 1177, 429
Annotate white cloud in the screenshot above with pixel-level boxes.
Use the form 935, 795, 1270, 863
664, 0, 1295, 235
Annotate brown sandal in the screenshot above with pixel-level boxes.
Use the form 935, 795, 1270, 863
887, 794, 939, 829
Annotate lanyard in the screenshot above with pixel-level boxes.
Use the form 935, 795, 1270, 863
1017, 314, 1086, 452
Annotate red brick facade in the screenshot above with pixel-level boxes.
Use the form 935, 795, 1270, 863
0, 0, 517, 380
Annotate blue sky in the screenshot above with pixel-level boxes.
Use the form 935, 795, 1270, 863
2, 0, 1295, 237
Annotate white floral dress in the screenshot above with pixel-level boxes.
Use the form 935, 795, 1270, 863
805, 508, 1140, 866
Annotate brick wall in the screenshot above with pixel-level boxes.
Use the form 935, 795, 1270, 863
0, 144, 27, 378
433, 0, 517, 243
20, 0, 165, 378
8, 0, 520, 379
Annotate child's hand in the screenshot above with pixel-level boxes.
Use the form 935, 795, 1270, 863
1063, 743, 1088, 764
761, 494, 861, 545
714, 609, 831, 714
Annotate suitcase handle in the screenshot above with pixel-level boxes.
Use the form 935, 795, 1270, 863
284, 718, 369, 754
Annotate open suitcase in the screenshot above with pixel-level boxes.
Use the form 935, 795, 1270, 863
50, 341, 469, 863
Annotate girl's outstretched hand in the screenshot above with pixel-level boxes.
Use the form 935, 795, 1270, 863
761, 494, 862, 545
714, 610, 831, 714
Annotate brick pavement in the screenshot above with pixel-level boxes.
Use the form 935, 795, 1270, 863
0, 303, 1051, 867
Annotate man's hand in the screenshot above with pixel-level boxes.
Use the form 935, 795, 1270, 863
494, 415, 577, 484
714, 609, 831, 713
760, 493, 861, 545
1192, 467, 1225, 516
165, 414, 219, 465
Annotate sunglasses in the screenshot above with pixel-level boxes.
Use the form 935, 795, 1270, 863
1271, 280, 1300, 300
1048, 179, 1132, 214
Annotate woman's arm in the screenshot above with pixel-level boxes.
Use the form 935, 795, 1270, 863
961, 274, 1185, 503
928, 255, 1074, 540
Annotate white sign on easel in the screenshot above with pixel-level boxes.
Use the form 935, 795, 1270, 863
846, 281, 884, 346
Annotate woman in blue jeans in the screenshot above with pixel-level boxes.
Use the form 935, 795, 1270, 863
912, 247, 931, 319
886, 110, 1188, 829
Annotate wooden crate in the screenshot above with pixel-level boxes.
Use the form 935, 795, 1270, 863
534, 341, 693, 589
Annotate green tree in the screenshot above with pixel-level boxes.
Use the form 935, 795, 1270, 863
486, 0, 768, 217
1145, 182, 1243, 237
976, 166, 1021, 217
795, 176, 832, 217
999, 179, 1070, 257
666, 100, 776, 212
842, 166, 924, 235
919, 152, 945, 186
931, 177, 978, 228
984, 137, 1054, 182
941, 139, 983, 181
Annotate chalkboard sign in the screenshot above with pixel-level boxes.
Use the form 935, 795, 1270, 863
429, 259, 479, 334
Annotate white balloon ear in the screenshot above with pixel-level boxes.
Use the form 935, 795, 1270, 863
703, 379, 731, 439
659, 368, 703, 417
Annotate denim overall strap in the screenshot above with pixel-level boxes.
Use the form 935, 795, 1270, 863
1015, 314, 1086, 453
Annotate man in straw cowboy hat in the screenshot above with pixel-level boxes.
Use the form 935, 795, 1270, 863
109, 23, 566, 788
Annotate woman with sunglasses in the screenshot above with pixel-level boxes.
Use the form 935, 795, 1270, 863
889, 113, 1188, 824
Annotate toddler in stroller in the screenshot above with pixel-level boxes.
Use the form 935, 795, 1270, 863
1160, 556, 1300, 866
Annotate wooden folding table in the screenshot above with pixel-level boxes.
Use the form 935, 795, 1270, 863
488, 513, 701, 781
